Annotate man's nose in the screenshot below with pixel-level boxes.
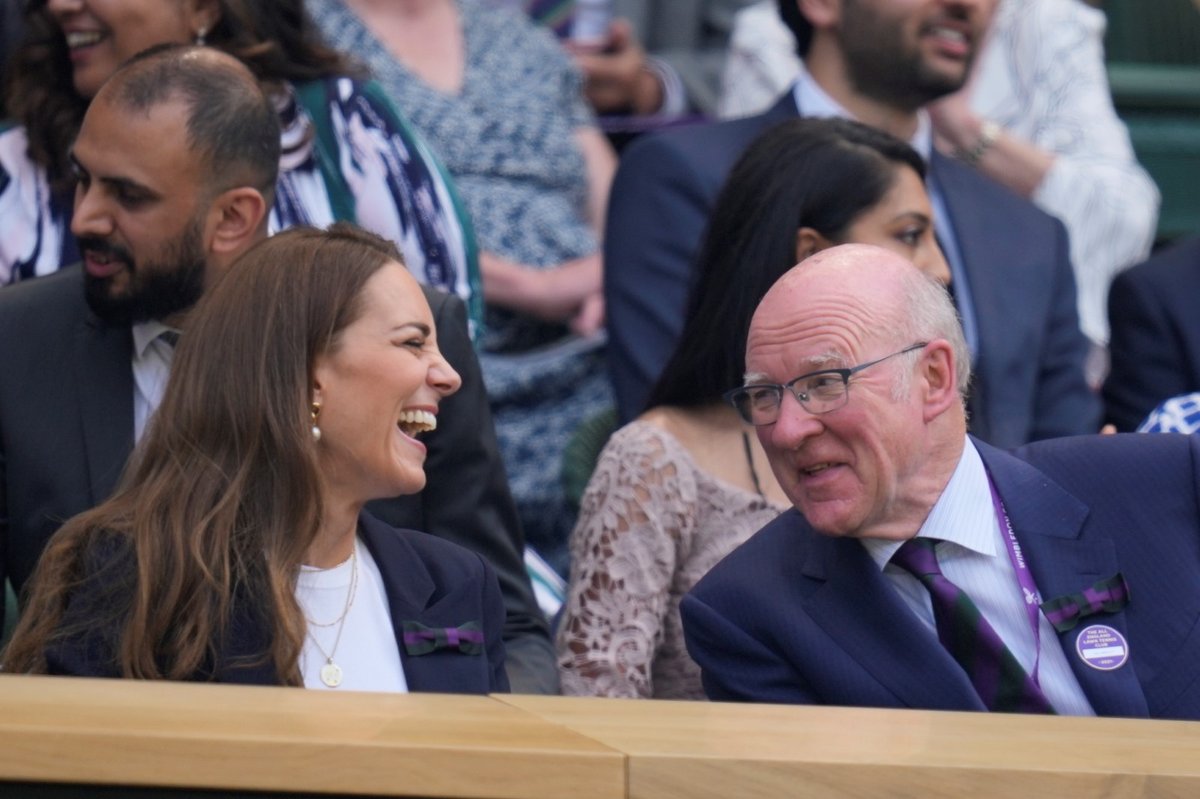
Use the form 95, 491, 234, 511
768, 390, 825, 450
71, 185, 114, 240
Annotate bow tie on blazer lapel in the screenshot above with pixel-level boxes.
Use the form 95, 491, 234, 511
1039, 573, 1130, 633
402, 620, 484, 656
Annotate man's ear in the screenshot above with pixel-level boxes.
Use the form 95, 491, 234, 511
796, 226, 835, 263
920, 340, 961, 422
205, 187, 268, 260
797, 0, 841, 30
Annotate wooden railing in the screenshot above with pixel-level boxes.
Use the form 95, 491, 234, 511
1, 676, 1198, 798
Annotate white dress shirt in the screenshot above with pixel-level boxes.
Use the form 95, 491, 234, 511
131, 321, 180, 442
861, 438, 1095, 715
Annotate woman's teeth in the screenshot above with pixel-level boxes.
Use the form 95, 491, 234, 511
397, 409, 437, 437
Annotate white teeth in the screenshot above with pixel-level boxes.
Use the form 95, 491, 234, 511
931, 26, 966, 44
65, 31, 103, 48
397, 409, 437, 437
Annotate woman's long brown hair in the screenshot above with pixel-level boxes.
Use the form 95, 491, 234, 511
3, 224, 402, 681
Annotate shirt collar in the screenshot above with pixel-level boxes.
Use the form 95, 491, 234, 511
860, 436, 996, 569
131, 320, 179, 360
790, 63, 934, 160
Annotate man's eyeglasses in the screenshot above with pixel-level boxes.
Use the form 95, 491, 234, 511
724, 342, 928, 426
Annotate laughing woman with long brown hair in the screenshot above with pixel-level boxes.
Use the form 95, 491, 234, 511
3, 225, 507, 692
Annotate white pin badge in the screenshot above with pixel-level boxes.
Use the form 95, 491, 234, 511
1075, 623, 1129, 671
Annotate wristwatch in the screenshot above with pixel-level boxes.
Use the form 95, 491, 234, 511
956, 119, 1002, 166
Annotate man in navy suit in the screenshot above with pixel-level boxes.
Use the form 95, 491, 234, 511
1104, 236, 1200, 431
681, 244, 1200, 719
605, 0, 1099, 446
0, 46, 555, 692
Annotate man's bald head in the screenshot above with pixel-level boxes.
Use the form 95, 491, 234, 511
752, 244, 972, 398
94, 45, 280, 205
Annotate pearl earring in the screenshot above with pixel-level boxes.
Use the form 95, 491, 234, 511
194, 26, 207, 46
311, 401, 322, 442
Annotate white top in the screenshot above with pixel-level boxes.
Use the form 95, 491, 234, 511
297, 537, 408, 693
718, 0, 1159, 345
861, 439, 1094, 716
130, 321, 179, 442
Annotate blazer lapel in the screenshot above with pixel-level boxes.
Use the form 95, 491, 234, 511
801, 532, 986, 711
357, 514, 440, 688
977, 440, 1149, 717
75, 315, 135, 504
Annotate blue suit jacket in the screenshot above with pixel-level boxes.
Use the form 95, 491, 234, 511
1104, 236, 1200, 431
44, 512, 510, 693
681, 433, 1200, 719
604, 91, 1099, 446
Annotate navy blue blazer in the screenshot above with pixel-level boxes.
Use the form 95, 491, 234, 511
681, 433, 1200, 720
604, 91, 1099, 446
1104, 236, 1200, 431
44, 511, 509, 693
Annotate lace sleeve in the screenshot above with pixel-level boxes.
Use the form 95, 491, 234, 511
556, 423, 697, 697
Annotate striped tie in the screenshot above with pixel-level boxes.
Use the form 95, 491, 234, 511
891, 538, 1055, 714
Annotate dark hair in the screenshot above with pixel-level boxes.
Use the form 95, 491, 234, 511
3, 0, 350, 189
2, 224, 404, 682
644, 117, 926, 411
777, 0, 815, 57
104, 45, 282, 202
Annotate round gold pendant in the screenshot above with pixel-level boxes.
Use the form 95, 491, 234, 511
320, 662, 343, 688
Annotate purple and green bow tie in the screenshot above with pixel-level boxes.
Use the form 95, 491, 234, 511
1039, 574, 1130, 633
402, 621, 484, 656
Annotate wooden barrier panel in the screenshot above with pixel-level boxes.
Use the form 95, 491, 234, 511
4, 676, 1199, 798
500, 695, 1200, 799
0, 676, 624, 798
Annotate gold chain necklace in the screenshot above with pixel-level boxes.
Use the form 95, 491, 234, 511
304, 544, 359, 688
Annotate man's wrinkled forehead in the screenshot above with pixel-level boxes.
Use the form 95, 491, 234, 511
743, 346, 849, 385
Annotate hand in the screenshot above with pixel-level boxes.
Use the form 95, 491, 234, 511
927, 90, 982, 156
570, 291, 605, 338
569, 19, 663, 115
479, 251, 603, 328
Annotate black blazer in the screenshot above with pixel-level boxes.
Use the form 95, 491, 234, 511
1104, 236, 1200, 431
0, 268, 554, 690
43, 512, 509, 693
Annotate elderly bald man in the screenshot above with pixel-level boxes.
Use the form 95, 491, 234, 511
682, 244, 1200, 720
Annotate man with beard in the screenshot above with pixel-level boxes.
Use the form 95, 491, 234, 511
0, 46, 558, 693
604, 0, 1100, 449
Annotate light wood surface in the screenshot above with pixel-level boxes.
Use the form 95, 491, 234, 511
5, 675, 1199, 798
0, 676, 624, 798
499, 694, 1200, 799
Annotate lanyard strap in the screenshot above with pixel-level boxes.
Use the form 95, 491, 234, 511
987, 476, 1044, 685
